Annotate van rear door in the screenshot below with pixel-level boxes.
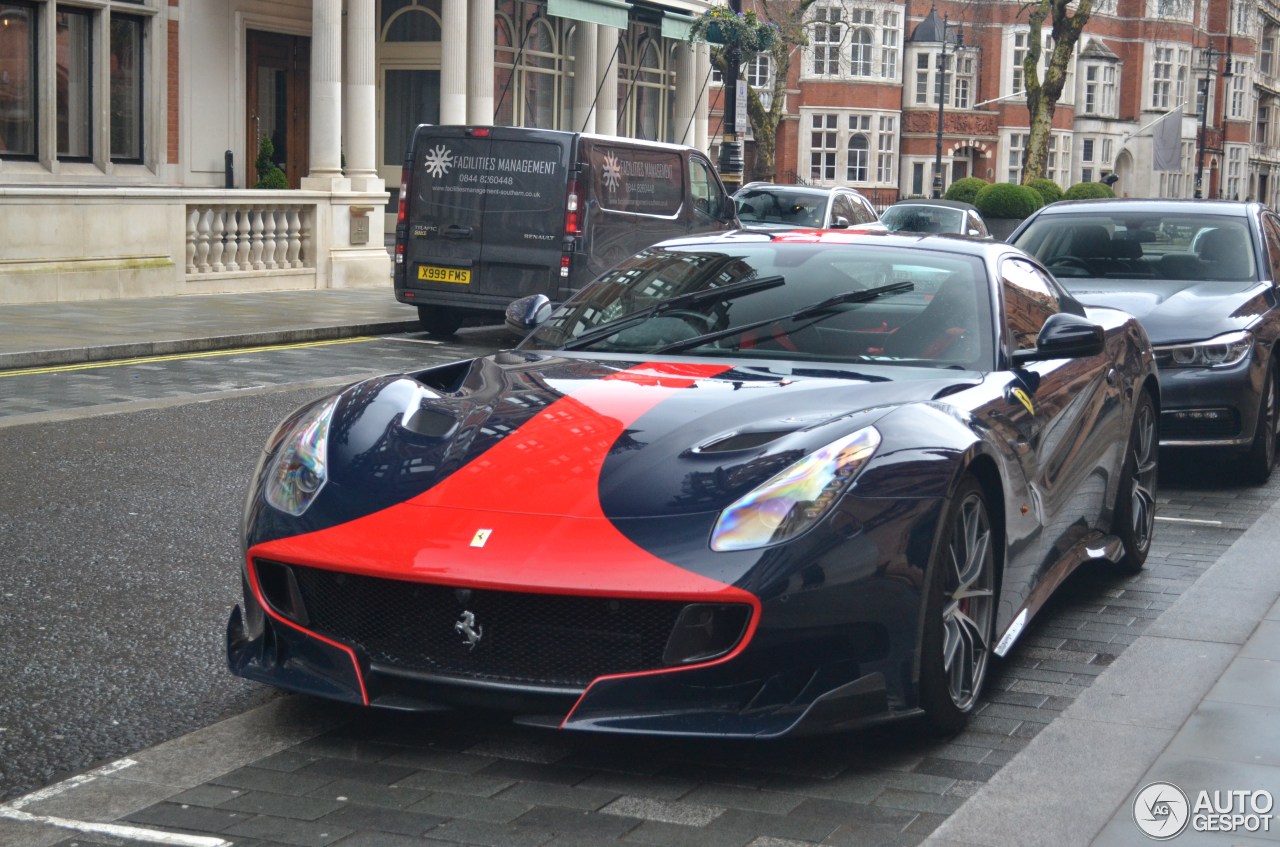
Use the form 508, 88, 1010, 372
403, 126, 569, 307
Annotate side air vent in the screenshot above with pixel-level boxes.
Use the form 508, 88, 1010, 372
693, 430, 794, 454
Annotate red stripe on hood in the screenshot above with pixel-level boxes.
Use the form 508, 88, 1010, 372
251, 361, 756, 600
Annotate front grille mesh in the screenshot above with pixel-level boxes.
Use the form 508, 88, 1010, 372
278, 562, 697, 687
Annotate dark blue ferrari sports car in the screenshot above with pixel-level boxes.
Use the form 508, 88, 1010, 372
228, 229, 1159, 736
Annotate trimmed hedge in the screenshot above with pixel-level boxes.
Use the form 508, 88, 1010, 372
974, 182, 1043, 220
1064, 181, 1117, 200
943, 177, 990, 205
1025, 178, 1064, 206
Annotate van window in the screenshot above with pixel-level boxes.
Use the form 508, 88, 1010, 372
590, 145, 683, 216
689, 157, 725, 220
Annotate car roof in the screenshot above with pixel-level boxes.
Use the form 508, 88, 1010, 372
735, 183, 851, 197
887, 199, 980, 213
650, 228, 1017, 259
1030, 198, 1261, 218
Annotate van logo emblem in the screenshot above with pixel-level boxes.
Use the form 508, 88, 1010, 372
423, 144, 454, 178
470, 529, 492, 548
454, 611, 483, 650
602, 151, 622, 192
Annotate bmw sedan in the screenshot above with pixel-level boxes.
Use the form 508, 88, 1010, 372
228, 230, 1158, 737
1010, 199, 1280, 483
733, 183, 883, 231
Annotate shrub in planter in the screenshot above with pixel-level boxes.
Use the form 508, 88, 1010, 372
974, 182, 1043, 220
943, 177, 990, 206
254, 136, 288, 190
1064, 181, 1116, 200
1026, 178, 1064, 206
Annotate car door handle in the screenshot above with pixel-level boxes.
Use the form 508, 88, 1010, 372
443, 225, 473, 239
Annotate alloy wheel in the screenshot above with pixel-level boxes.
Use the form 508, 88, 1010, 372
1128, 399, 1159, 553
941, 493, 995, 711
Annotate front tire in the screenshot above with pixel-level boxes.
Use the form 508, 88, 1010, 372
919, 477, 996, 735
1114, 390, 1158, 573
1240, 361, 1277, 485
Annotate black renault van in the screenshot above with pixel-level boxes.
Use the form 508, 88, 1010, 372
393, 126, 739, 335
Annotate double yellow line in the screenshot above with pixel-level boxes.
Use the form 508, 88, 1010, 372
0, 336, 376, 379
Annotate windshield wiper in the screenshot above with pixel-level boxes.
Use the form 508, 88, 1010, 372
653, 281, 915, 354
562, 274, 785, 350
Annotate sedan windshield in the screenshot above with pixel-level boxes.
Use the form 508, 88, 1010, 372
882, 205, 966, 234
1012, 212, 1257, 283
518, 243, 993, 370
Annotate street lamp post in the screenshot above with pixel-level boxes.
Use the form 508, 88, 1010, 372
1194, 44, 1230, 199
933, 17, 961, 199
717, 0, 745, 188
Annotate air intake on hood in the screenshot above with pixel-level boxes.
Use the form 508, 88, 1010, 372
694, 430, 795, 454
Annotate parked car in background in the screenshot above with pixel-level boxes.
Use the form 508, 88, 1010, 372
229, 228, 1159, 737
393, 126, 738, 336
1010, 199, 1280, 482
881, 199, 991, 238
733, 183, 883, 231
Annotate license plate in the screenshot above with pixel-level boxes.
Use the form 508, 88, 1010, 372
418, 265, 471, 284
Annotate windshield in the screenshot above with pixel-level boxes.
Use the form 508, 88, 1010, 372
882, 205, 965, 234
1012, 212, 1257, 282
735, 189, 826, 228
518, 243, 993, 370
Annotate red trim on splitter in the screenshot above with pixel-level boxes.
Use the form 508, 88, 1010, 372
244, 556, 370, 706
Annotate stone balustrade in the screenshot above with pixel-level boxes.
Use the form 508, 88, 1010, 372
186, 202, 316, 275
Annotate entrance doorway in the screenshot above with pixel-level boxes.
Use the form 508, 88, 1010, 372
246, 30, 310, 189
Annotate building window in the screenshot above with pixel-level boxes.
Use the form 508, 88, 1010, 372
847, 133, 869, 182
745, 53, 772, 89
877, 115, 896, 182
811, 6, 842, 76
1102, 138, 1113, 164
881, 11, 899, 78
0, 2, 37, 158
110, 14, 143, 162
953, 54, 972, 108
1046, 134, 1069, 185
1083, 63, 1116, 116
57, 8, 94, 160
850, 27, 873, 76
1226, 144, 1244, 199
811, 113, 838, 181
1257, 104, 1270, 148
1082, 137, 1094, 162
804, 109, 897, 186
1012, 31, 1028, 94
1263, 25, 1277, 77
1007, 132, 1028, 183
915, 53, 930, 105
1231, 62, 1249, 118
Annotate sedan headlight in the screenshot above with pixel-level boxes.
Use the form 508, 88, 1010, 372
1154, 330, 1252, 368
263, 397, 339, 516
710, 427, 881, 552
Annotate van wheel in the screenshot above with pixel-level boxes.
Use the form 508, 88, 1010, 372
418, 307, 463, 337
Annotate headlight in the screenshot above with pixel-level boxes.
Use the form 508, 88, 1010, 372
1154, 330, 1252, 368
263, 397, 339, 516
710, 427, 881, 552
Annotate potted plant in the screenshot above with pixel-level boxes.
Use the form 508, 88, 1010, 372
689, 7, 778, 54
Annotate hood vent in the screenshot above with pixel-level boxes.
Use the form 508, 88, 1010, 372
693, 429, 795, 454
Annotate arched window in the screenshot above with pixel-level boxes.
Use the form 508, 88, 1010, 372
523, 19, 557, 129
494, 15, 515, 125
850, 28, 873, 76
634, 39, 663, 141
562, 25, 577, 131
847, 134, 869, 182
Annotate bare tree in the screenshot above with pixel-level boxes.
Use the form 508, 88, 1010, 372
1021, 0, 1093, 181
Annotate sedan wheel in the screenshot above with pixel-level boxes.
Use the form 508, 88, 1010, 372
921, 478, 996, 733
1241, 363, 1277, 485
1115, 391, 1158, 573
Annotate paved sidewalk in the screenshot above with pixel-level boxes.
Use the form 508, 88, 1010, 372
0, 287, 421, 371
926, 491, 1280, 846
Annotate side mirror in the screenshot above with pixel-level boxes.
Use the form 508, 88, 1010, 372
505, 294, 553, 335
830, 215, 851, 230
1011, 312, 1105, 365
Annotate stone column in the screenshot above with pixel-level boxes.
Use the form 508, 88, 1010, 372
572, 24, 599, 134
344, 0, 382, 192
673, 41, 695, 146
468, 0, 495, 124
303, 0, 347, 189
595, 26, 619, 136
441, 0, 468, 124
694, 42, 710, 152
